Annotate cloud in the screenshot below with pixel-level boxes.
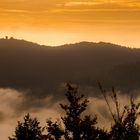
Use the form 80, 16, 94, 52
64, 2, 99, 6
0, 9, 29, 13
0, 0, 140, 12
0, 88, 60, 120
63, 0, 140, 11
0, 88, 29, 121
0, 88, 62, 140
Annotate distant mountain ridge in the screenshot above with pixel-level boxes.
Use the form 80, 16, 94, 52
0, 38, 140, 96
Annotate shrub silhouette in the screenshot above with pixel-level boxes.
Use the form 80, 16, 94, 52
99, 83, 140, 140
110, 97, 140, 140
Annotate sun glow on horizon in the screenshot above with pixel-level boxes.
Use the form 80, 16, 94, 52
0, 0, 139, 47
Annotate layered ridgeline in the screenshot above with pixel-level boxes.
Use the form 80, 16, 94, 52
0, 37, 140, 97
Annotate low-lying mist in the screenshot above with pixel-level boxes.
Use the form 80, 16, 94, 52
0, 86, 139, 140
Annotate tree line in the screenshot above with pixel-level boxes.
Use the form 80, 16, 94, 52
9, 83, 140, 140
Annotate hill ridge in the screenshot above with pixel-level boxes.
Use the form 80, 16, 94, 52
0, 37, 137, 49
0, 37, 140, 96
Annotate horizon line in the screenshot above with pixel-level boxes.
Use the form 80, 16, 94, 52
0, 36, 136, 49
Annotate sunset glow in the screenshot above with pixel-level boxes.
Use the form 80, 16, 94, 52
0, 0, 140, 47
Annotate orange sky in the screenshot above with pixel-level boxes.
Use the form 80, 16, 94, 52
0, 0, 140, 47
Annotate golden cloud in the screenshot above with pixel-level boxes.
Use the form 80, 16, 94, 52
64, 2, 99, 6
63, 0, 140, 10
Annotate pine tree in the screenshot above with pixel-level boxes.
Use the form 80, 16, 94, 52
9, 113, 43, 140
47, 83, 107, 140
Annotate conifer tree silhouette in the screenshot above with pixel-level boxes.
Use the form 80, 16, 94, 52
9, 113, 43, 140
60, 83, 97, 139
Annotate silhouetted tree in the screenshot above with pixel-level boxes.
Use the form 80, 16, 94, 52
99, 83, 140, 140
9, 113, 43, 140
46, 120, 64, 140
60, 83, 90, 139
60, 84, 105, 140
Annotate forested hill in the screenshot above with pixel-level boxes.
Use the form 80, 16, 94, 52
0, 38, 140, 95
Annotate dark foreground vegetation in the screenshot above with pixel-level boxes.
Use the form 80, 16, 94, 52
9, 84, 140, 140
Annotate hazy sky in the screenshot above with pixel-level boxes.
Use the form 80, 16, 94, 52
0, 0, 140, 47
